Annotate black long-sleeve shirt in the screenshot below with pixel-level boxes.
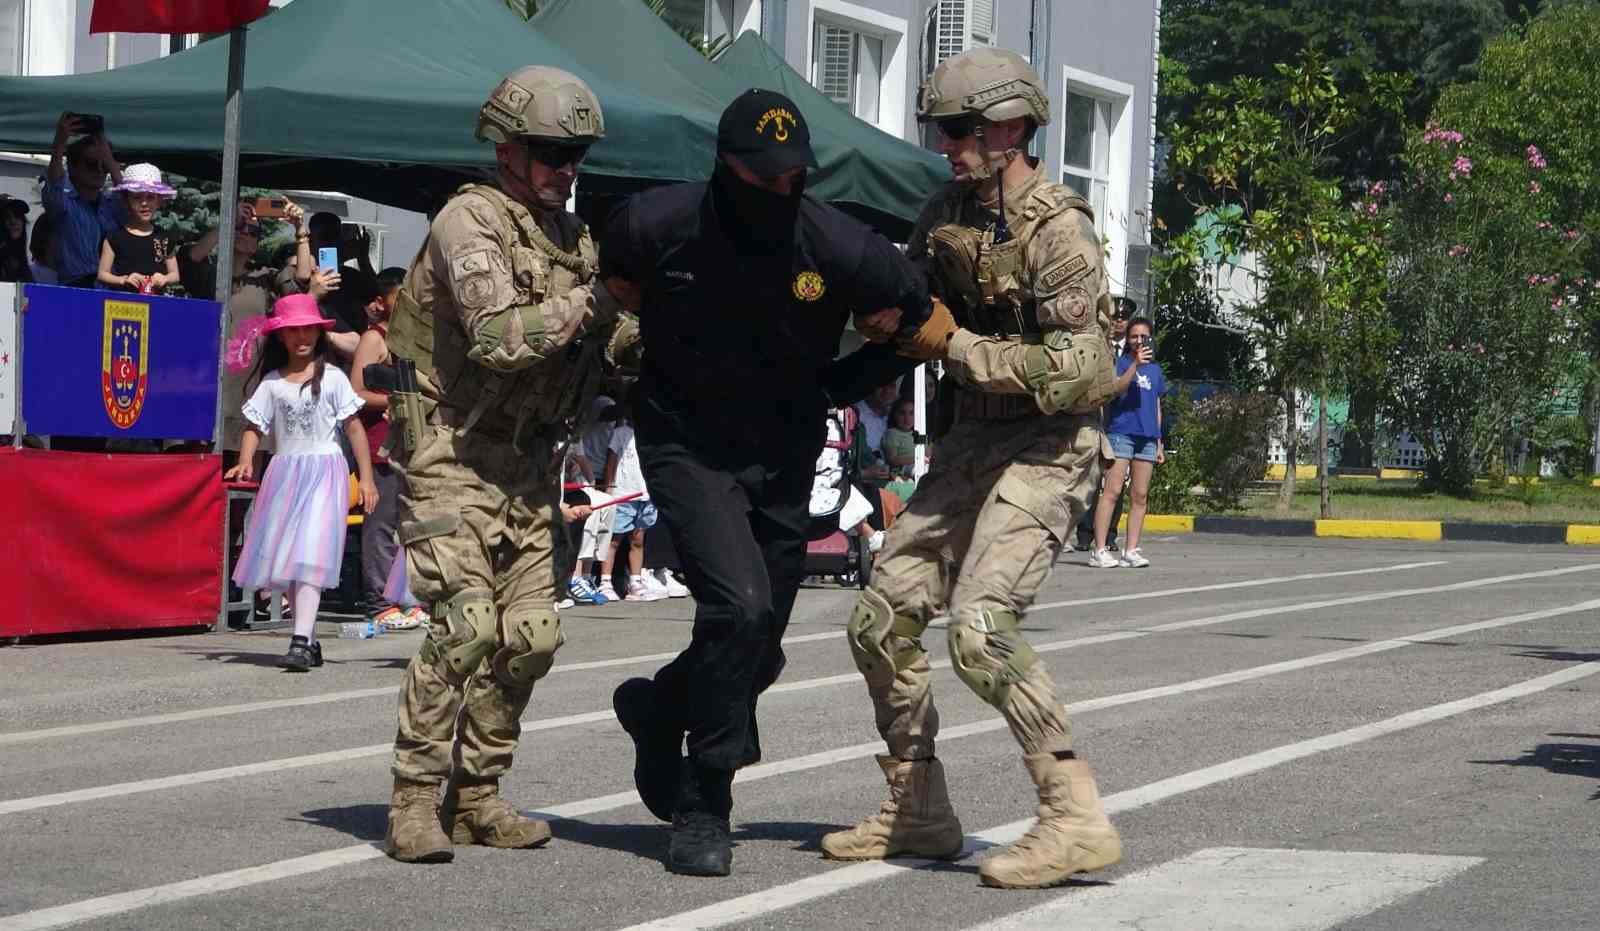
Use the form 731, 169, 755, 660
601, 181, 929, 463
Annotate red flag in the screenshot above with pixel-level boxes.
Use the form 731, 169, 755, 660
89, 0, 272, 34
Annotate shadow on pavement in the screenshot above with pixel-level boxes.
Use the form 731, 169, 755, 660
296, 803, 389, 842
1513, 649, 1600, 663
548, 818, 836, 863
1472, 738, 1600, 801
179, 648, 292, 669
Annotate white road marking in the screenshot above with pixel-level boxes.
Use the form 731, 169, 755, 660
618, 662, 1599, 931
972, 847, 1484, 930
0, 561, 1445, 747
1, 600, 1590, 930
3, 568, 1592, 817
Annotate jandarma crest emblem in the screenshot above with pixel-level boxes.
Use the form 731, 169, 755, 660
101, 299, 149, 430
756, 107, 796, 142
792, 270, 825, 302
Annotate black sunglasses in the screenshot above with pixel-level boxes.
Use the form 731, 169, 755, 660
525, 141, 590, 170
936, 117, 978, 141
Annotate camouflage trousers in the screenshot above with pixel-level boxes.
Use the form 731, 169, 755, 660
390, 425, 562, 784
848, 413, 1104, 759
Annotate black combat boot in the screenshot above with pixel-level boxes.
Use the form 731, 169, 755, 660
614, 678, 684, 822
667, 760, 733, 877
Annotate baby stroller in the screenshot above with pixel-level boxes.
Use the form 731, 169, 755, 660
805, 406, 875, 588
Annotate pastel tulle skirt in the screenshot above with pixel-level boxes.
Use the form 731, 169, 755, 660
232, 452, 350, 592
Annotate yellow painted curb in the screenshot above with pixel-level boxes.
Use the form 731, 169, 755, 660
1315, 519, 1442, 541
1342, 474, 1378, 481
1568, 525, 1600, 545
1379, 468, 1421, 480
1590, 478, 1600, 488
1264, 464, 1319, 480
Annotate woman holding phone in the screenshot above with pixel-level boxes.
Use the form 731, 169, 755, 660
1089, 317, 1166, 569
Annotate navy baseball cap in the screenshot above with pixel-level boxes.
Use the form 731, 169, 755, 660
717, 88, 819, 177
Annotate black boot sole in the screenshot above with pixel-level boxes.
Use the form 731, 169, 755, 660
666, 856, 732, 877
613, 678, 681, 822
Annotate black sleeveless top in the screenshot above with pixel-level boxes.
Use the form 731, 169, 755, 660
107, 227, 170, 290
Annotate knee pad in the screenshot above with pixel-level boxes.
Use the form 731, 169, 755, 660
418, 588, 498, 684
490, 607, 564, 687
847, 587, 927, 681
947, 608, 1038, 708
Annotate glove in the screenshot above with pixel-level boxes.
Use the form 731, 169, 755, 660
895, 298, 957, 360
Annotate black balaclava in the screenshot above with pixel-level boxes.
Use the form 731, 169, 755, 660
710, 159, 805, 252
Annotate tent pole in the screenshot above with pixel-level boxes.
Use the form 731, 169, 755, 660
214, 25, 247, 632
912, 362, 928, 481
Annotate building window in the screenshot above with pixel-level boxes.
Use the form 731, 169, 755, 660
0, 0, 25, 76
934, 0, 992, 64
812, 20, 882, 123
1061, 91, 1113, 228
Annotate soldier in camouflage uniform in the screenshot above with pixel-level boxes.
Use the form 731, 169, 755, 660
819, 48, 1124, 889
382, 67, 634, 864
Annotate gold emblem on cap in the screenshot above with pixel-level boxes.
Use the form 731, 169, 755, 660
756, 107, 796, 142
792, 270, 825, 302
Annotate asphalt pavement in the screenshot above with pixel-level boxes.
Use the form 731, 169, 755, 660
1, 535, 1596, 930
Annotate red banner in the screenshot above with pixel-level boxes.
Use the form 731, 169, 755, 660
0, 448, 222, 637
89, 0, 271, 34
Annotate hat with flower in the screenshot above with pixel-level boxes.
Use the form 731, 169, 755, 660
224, 294, 335, 374
111, 163, 176, 198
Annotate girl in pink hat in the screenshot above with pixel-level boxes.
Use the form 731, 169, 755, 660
96, 162, 179, 294
225, 293, 379, 671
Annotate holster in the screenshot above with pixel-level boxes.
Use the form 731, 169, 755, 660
388, 359, 428, 466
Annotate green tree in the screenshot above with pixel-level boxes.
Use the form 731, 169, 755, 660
1164, 55, 1403, 515
1383, 5, 1599, 494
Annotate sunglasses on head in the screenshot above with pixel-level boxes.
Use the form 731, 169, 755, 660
936, 117, 979, 141
524, 141, 590, 170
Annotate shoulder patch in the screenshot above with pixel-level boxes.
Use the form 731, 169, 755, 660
1038, 254, 1089, 294
449, 248, 501, 312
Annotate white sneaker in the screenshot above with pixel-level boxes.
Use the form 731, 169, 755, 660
554, 597, 576, 611
655, 569, 690, 598
1088, 548, 1120, 569
627, 576, 666, 602
597, 581, 621, 603
1118, 547, 1150, 569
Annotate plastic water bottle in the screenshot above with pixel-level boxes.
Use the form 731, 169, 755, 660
340, 621, 377, 639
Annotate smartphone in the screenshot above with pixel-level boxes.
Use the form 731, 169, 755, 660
317, 247, 339, 273
340, 222, 364, 245
76, 113, 105, 136
253, 196, 288, 219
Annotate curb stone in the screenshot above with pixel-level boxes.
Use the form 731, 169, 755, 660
1126, 515, 1600, 546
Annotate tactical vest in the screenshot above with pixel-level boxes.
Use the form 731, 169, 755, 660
387, 183, 606, 453
925, 181, 1114, 341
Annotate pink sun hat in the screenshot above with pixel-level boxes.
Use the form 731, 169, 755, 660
111, 163, 177, 198
263, 293, 336, 332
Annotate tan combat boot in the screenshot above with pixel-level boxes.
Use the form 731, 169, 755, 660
385, 777, 453, 863
449, 779, 552, 849
978, 753, 1122, 888
820, 755, 965, 860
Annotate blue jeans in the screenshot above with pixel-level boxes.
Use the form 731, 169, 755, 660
1108, 432, 1160, 462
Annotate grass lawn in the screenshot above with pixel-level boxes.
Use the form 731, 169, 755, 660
1231, 477, 1600, 524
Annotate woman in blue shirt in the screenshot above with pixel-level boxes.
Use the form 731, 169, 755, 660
1089, 318, 1166, 569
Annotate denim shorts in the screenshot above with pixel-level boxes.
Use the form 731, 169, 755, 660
612, 499, 658, 534
1107, 432, 1160, 462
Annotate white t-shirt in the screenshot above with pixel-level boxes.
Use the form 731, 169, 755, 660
241, 365, 363, 456
854, 401, 890, 454
607, 423, 649, 499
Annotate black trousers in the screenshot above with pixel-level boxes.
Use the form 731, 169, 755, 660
638, 439, 812, 773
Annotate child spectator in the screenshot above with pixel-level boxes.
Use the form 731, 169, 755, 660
1, 197, 31, 282
554, 492, 596, 610
96, 164, 178, 294
599, 414, 663, 602
28, 211, 58, 284
560, 395, 616, 605
43, 113, 124, 288
1089, 318, 1166, 570
224, 294, 378, 670
350, 272, 428, 631
881, 397, 918, 503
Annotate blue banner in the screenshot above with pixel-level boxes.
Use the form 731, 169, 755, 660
21, 284, 222, 441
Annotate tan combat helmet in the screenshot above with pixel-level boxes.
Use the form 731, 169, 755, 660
916, 47, 1050, 127
477, 66, 606, 144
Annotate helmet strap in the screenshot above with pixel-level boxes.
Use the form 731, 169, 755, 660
973, 126, 1012, 244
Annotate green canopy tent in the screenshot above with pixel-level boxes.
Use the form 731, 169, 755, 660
0, 0, 725, 213
712, 30, 951, 239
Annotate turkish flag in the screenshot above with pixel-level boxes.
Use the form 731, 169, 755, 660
89, 0, 272, 34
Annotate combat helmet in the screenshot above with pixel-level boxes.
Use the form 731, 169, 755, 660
916, 47, 1050, 127
477, 66, 606, 144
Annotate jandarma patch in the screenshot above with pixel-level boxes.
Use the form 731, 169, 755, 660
1039, 255, 1089, 291
792, 270, 826, 301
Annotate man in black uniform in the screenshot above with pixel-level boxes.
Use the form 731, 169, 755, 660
600, 89, 934, 877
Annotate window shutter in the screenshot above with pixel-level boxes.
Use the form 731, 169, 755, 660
816, 24, 855, 107
0, 0, 23, 76
935, 0, 967, 65
969, 0, 993, 46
